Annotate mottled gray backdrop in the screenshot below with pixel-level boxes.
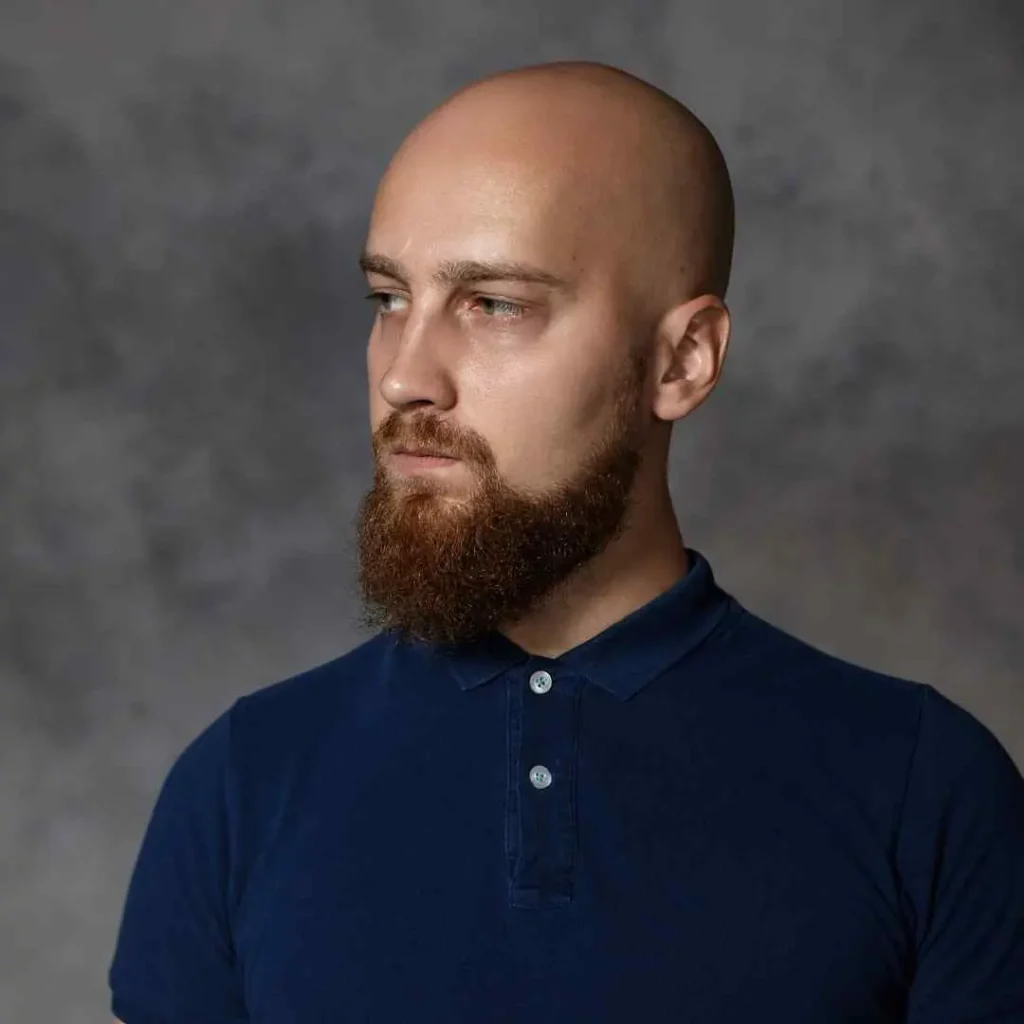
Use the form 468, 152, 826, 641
1, 0, 1021, 1018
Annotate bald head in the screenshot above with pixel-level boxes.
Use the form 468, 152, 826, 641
376, 61, 734, 304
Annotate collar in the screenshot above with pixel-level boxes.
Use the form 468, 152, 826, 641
401, 547, 734, 701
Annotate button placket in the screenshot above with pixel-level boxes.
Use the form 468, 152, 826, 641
507, 665, 578, 908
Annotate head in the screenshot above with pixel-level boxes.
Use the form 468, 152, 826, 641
354, 62, 734, 648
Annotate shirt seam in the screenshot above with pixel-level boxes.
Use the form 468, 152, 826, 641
893, 683, 929, 847
891, 680, 929, 967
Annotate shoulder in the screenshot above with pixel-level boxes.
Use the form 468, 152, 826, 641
226, 630, 400, 753
718, 602, 1024, 844
146, 633, 398, 807
720, 599, 1020, 791
235, 630, 395, 710
716, 601, 927, 728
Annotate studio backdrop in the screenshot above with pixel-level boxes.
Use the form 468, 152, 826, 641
0, 1, 1021, 1020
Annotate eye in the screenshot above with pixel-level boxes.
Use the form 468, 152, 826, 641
474, 296, 526, 319
364, 291, 526, 320
364, 291, 406, 315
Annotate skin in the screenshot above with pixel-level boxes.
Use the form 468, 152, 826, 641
353, 61, 734, 657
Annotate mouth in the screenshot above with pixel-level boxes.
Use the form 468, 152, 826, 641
387, 448, 462, 473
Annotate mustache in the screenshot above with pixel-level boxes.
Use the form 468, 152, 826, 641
377, 416, 486, 463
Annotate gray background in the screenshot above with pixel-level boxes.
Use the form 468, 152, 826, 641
0, 0, 1021, 1019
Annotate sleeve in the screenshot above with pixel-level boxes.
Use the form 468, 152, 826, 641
108, 704, 248, 1024
899, 683, 1024, 1022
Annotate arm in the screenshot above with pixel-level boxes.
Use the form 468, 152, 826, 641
899, 685, 1024, 1021
107, 706, 248, 1023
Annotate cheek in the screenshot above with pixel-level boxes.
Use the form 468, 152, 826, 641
474, 377, 608, 489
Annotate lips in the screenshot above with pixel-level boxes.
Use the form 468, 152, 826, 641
394, 447, 457, 458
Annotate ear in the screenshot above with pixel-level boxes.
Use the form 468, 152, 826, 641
650, 295, 730, 423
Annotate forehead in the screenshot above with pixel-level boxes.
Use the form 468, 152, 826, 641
367, 134, 616, 278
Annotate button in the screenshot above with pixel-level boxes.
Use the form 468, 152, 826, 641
529, 670, 553, 694
529, 765, 553, 789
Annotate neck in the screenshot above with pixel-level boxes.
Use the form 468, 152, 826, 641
498, 478, 688, 659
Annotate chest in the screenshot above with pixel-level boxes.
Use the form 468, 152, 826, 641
230, 677, 911, 1022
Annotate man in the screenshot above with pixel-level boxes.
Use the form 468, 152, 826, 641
108, 62, 1024, 1022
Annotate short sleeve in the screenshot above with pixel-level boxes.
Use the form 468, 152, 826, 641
108, 705, 248, 1024
899, 683, 1024, 1022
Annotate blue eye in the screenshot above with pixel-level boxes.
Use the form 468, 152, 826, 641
476, 296, 525, 318
365, 292, 404, 314
365, 291, 525, 320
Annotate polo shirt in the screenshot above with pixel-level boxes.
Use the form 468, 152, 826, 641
108, 547, 1024, 1022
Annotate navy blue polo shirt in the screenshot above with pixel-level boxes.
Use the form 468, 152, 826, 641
108, 548, 1024, 1022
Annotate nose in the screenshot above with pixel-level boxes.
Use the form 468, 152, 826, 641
373, 310, 457, 413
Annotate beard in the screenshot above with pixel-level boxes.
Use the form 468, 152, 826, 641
353, 346, 650, 649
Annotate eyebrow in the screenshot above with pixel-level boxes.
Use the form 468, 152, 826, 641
359, 251, 571, 291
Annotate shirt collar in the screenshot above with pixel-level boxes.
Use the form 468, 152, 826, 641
399, 547, 734, 701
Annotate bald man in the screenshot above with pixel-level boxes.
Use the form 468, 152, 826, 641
108, 63, 1024, 1023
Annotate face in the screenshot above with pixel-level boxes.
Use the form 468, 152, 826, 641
353, 111, 658, 648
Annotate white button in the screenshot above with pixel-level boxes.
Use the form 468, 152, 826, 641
529, 765, 553, 789
529, 670, 553, 694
